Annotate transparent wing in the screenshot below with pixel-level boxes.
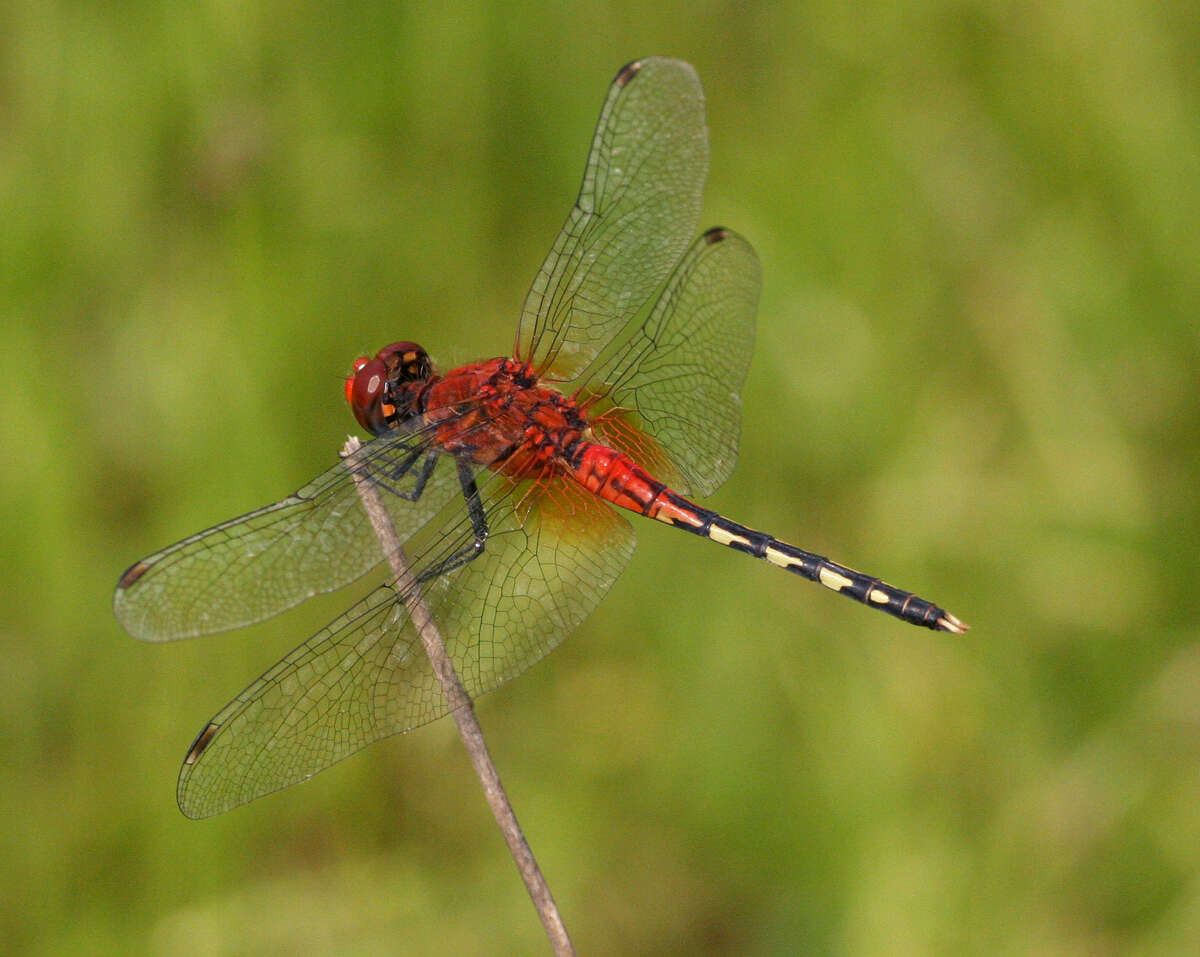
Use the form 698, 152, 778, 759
114, 421, 480, 641
516, 57, 708, 381
584, 228, 760, 497
175, 471, 636, 819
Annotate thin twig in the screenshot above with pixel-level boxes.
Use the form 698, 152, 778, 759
342, 436, 575, 957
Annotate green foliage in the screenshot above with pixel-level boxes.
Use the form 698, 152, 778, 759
3, 2, 1197, 953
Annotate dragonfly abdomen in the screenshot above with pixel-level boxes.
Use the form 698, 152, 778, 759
569, 443, 966, 634
669, 497, 967, 634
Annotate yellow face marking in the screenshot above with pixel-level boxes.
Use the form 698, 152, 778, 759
819, 567, 854, 592
869, 588, 890, 604
708, 525, 751, 548
765, 546, 802, 569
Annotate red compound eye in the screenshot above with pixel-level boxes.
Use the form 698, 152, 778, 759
343, 357, 371, 405
345, 357, 389, 434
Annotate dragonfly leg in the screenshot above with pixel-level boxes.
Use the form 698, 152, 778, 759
414, 459, 489, 585
362, 447, 439, 502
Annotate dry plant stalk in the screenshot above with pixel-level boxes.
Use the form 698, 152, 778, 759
342, 436, 574, 956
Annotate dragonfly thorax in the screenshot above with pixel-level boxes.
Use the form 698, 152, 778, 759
345, 341, 435, 435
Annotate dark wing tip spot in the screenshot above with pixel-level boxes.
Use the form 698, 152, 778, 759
615, 59, 643, 87
117, 561, 151, 590
702, 226, 731, 245
185, 723, 221, 765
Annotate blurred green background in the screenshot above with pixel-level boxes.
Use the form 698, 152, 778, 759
3, 1, 1197, 954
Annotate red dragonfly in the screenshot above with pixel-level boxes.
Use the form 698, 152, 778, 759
115, 58, 966, 819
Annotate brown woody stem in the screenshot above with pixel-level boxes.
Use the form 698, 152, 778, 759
342, 436, 574, 956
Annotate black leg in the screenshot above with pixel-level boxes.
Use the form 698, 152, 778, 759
415, 459, 489, 584
360, 445, 439, 502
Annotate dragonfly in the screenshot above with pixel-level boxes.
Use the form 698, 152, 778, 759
115, 57, 967, 819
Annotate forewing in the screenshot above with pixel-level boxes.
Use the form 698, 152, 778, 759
517, 57, 708, 380
114, 426, 470, 642
176, 471, 635, 818
587, 228, 760, 497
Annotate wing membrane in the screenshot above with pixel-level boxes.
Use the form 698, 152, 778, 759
517, 57, 708, 380
586, 228, 760, 497
176, 472, 635, 818
114, 424, 475, 641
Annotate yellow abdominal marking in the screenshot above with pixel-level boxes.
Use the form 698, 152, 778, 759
709, 525, 751, 548
819, 567, 854, 592
765, 546, 802, 569
869, 588, 890, 604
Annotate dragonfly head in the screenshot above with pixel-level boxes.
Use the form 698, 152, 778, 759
345, 341, 434, 435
